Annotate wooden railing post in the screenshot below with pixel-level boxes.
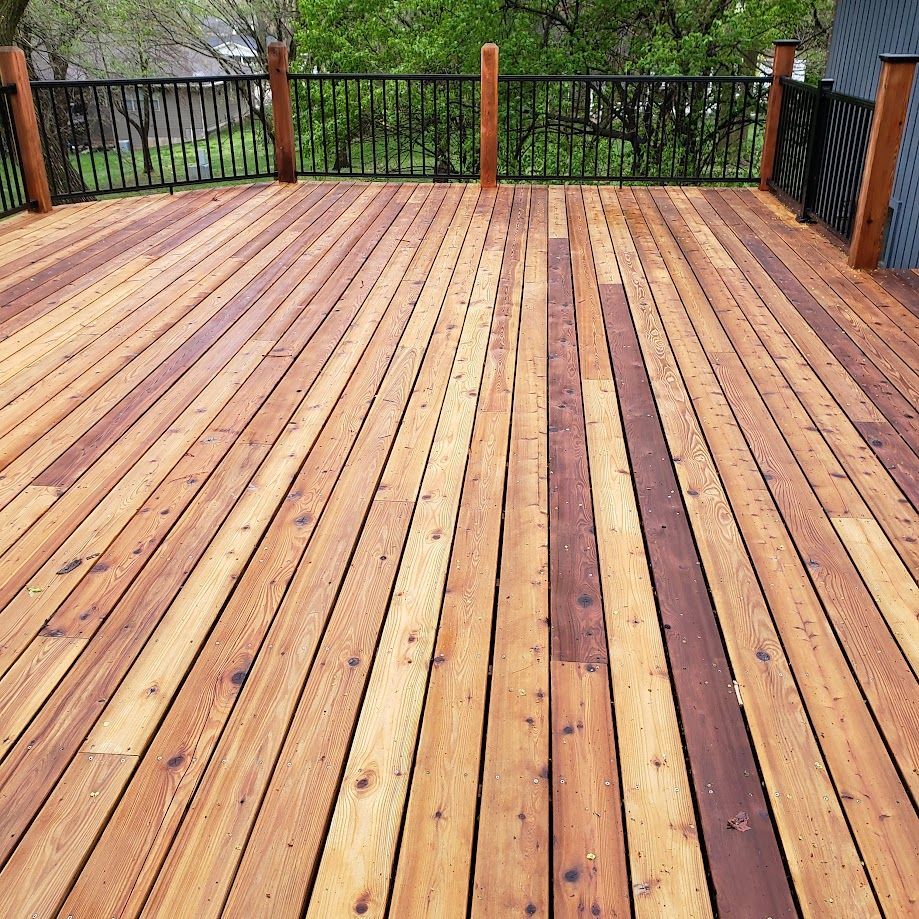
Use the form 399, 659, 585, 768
759, 39, 799, 191
480, 43, 498, 188
268, 42, 295, 184
848, 53, 919, 270
0, 46, 51, 212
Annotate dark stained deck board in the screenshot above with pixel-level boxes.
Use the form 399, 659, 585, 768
547, 187, 629, 916
546, 200, 607, 665
597, 196, 798, 918
0, 182, 915, 918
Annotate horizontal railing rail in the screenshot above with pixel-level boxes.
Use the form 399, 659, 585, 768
0, 84, 29, 217
770, 76, 874, 240
497, 74, 770, 183
31, 74, 275, 203
288, 73, 480, 180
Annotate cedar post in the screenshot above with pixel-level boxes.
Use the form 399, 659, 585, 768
268, 42, 296, 183
848, 53, 919, 270
0, 46, 51, 212
759, 39, 799, 191
480, 43, 498, 188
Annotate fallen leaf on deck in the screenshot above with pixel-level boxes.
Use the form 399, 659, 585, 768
727, 811, 751, 832
56, 558, 83, 575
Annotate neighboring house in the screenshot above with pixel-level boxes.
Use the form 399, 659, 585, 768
825, 0, 919, 268
90, 70, 256, 148
76, 39, 257, 151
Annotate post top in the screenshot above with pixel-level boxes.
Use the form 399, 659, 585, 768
773, 39, 801, 47
879, 53, 919, 63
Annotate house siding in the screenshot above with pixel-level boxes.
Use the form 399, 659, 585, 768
825, 0, 919, 268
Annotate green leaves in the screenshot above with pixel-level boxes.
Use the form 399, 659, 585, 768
295, 0, 832, 79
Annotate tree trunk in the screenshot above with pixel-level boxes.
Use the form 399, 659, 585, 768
28, 52, 94, 200
0, 0, 29, 46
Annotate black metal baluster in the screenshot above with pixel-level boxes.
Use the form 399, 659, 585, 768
355, 76, 365, 174
406, 78, 414, 176
382, 78, 390, 174
148, 83, 166, 184
394, 78, 402, 174
318, 77, 329, 174
222, 80, 237, 178
87, 86, 112, 194
304, 77, 317, 174
432, 78, 440, 180
208, 81, 223, 179
331, 77, 351, 172
798, 78, 833, 221
256, 80, 271, 173
174, 82, 190, 181
62, 85, 89, 193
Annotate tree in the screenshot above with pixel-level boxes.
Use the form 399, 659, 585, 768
0, 0, 30, 45
296, 0, 834, 77
17, 0, 182, 193
293, 0, 834, 179
146, 0, 298, 74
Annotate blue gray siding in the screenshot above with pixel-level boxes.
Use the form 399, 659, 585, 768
825, 0, 919, 268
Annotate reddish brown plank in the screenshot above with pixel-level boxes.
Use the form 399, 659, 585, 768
547, 217, 606, 665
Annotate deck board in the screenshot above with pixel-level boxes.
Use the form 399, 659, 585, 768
0, 181, 916, 918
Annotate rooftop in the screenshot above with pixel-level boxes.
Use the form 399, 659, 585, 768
0, 180, 916, 916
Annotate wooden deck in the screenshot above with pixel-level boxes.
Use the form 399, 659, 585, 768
0, 180, 916, 918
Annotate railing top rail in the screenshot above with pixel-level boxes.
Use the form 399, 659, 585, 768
288, 71, 479, 80
779, 76, 816, 91
30, 74, 269, 88
778, 76, 875, 110
498, 73, 770, 83
0, 83, 15, 95
29, 71, 770, 86
826, 89, 875, 109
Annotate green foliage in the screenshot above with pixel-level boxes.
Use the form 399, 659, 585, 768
295, 0, 834, 77
290, 0, 830, 183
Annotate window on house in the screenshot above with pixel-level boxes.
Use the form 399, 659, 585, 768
125, 96, 162, 113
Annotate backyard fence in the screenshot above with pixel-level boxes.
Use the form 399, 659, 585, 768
770, 76, 875, 240
496, 75, 769, 183
31, 75, 275, 202
288, 73, 481, 180
1, 42, 916, 270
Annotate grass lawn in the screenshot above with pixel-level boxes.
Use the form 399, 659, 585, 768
60, 123, 275, 196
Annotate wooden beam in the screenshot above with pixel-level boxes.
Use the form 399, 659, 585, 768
759, 40, 799, 191
268, 42, 296, 184
848, 54, 919, 270
0, 46, 51, 213
480, 43, 499, 188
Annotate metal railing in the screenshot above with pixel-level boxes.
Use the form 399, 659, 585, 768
288, 74, 480, 180
31, 75, 275, 203
770, 77, 874, 240
1, 85, 28, 216
497, 75, 770, 183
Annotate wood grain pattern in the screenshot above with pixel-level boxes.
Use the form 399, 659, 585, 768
0, 182, 913, 918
